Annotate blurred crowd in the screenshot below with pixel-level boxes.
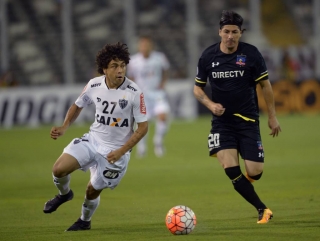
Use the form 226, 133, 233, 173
0, 0, 318, 87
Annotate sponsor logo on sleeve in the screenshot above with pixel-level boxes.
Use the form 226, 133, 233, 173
140, 93, 146, 114
82, 94, 90, 103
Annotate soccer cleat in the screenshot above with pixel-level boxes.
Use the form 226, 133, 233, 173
43, 190, 74, 213
257, 208, 273, 224
66, 218, 91, 231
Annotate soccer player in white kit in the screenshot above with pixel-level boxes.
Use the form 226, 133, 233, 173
43, 42, 148, 231
127, 36, 170, 157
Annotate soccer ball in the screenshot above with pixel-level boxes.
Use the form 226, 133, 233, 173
165, 205, 197, 235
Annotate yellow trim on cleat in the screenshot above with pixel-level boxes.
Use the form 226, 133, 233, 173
257, 208, 273, 224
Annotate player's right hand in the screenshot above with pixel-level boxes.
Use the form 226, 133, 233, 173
212, 103, 226, 116
50, 126, 66, 140
268, 116, 281, 137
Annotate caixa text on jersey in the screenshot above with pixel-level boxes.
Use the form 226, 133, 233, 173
95, 114, 129, 127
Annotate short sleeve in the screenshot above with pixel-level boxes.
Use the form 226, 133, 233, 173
195, 56, 208, 87
132, 91, 148, 123
75, 84, 94, 108
253, 50, 269, 82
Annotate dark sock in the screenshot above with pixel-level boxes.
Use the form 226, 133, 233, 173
225, 166, 267, 210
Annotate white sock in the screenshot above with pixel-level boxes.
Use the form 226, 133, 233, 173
153, 120, 168, 146
53, 174, 70, 195
81, 196, 100, 221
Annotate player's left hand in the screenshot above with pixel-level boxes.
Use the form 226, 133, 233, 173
106, 150, 123, 164
268, 116, 281, 137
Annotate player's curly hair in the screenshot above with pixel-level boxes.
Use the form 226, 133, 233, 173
219, 10, 245, 32
95, 42, 130, 75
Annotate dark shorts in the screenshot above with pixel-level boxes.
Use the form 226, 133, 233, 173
208, 117, 264, 162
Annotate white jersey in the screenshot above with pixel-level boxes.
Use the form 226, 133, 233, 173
127, 51, 170, 93
75, 76, 147, 149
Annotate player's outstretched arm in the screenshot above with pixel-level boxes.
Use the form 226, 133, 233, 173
193, 85, 225, 116
107, 121, 148, 163
50, 103, 83, 140
258, 79, 281, 137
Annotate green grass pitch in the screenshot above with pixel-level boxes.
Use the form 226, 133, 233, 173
0, 114, 319, 241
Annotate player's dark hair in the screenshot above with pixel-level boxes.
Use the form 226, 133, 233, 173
219, 10, 245, 32
96, 42, 130, 75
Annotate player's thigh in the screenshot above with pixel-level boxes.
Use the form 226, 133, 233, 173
244, 160, 264, 176
238, 135, 264, 163
208, 127, 238, 157
216, 149, 239, 169
63, 134, 96, 171
53, 153, 81, 177
89, 152, 130, 191
238, 129, 264, 175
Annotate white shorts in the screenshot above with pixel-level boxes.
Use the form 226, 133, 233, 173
63, 132, 130, 190
145, 90, 170, 119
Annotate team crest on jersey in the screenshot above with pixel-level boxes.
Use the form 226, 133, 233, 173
236, 55, 246, 66
119, 98, 128, 109
257, 141, 263, 150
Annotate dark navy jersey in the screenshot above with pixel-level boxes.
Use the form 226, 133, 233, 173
195, 42, 268, 121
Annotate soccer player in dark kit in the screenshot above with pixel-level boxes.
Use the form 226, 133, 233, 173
193, 10, 281, 224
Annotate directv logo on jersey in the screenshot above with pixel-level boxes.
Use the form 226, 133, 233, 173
212, 70, 244, 78
127, 85, 137, 91
96, 114, 129, 127
91, 83, 101, 88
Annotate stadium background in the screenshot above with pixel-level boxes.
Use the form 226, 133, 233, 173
0, 1, 320, 240
1, 0, 320, 128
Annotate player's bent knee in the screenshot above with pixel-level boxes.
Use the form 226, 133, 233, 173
248, 172, 263, 181
52, 164, 65, 178
86, 183, 102, 200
